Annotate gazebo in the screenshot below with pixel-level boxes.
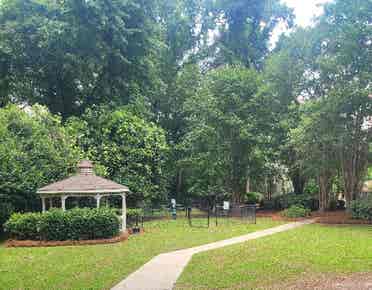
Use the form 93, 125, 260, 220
37, 160, 129, 231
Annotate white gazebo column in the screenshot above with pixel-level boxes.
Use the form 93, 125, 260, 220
61, 195, 67, 211
49, 198, 53, 209
121, 193, 127, 231
41, 197, 46, 213
95, 194, 102, 208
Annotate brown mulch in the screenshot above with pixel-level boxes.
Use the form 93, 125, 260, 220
311, 211, 372, 225
257, 210, 372, 225
256, 210, 308, 222
268, 272, 372, 290
5, 231, 134, 248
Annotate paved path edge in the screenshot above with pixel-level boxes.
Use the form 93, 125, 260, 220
111, 219, 315, 290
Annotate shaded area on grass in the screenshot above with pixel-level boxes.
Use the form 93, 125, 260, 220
176, 224, 372, 289
0, 217, 281, 290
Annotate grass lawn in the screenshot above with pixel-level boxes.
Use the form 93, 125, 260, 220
0, 217, 281, 290
176, 224, 372, 289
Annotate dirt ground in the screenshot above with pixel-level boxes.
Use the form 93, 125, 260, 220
268, 272, 372, 290
256, 210, 372, 225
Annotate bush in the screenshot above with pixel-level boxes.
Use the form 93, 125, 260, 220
4, 208, 120, 241
127, 208, 144, 227
4, 212, 41, 240
244, 192, 263, 204
350, 197, 372, 221
0, 105, 81, 212
281, 205, 311, 218
263, 193, 318, 211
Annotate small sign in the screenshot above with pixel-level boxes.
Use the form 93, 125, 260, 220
223, 201, 230, 210
171, 199, 176, 207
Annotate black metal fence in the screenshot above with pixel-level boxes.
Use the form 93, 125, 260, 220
126, 202, 256, 231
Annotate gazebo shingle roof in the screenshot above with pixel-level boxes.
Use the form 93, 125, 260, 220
37, 160, 129, 195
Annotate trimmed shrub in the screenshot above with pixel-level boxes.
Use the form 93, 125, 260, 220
4, 208, 120, 241
127, 208, 143, 219
281, 205, 311, 218
4, 212, 41, 240
244, 192, 264, 204
126, 208, 143, 227
350, 197, 372, 221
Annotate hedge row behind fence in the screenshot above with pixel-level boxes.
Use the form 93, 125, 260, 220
261, 193, 319, 211
350, 197, 372, 221
4, 208, 120, 241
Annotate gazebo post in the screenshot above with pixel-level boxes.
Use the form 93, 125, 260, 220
49, 198, 53, 209
95, 194, 102, 208
61, 195, 67, 211
121, 193, 126, 231
41, 197, 46, 213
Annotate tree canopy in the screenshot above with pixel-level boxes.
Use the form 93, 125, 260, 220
0, 0, 371, 214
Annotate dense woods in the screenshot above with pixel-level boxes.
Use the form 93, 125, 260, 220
0, 0, 371, 219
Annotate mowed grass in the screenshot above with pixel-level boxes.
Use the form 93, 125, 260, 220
0, 217, 281, 290
176, 224, 372, 289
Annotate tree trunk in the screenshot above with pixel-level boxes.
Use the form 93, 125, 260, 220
340, 125, 369, 209
318, 171, 333, 212
290, 168, 306, 195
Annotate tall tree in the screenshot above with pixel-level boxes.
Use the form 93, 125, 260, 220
0, 0, 162, 118
182, 66, 276, 202
206, 0, 293, 69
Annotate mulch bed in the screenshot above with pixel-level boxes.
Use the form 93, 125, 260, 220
257, 210, 372, 225
311, 210, 372, 225
5, 231, 135, 248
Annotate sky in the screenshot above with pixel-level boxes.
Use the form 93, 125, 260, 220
283, 0, 332, 27
271, 0, 332, 45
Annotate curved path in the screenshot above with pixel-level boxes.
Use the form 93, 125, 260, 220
111, 219, 315, 290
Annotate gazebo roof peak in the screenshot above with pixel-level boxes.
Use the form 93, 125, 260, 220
77, 160, 94, 175
37, 160, 129, 195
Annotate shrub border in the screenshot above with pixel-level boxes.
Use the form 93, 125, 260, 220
5, 231, 131, 248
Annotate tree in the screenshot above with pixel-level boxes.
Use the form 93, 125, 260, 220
205, 0, 293, 69
314, 0, 372, 206
0, 0, 162, 118
67, 107, 169, 205
263, 28, 320, 194
182, 66, 276, 202
0, 104, 81, 211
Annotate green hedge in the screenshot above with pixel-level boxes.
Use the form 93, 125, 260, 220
4, 208, 120, 241
244, 192, 264, 204
281, 205, 311, 218
350, 197, 372, 221
262, 193, 318, 211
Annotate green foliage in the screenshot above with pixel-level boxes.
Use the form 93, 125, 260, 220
0, 0, 162, 118
264, 193, 318, 211
182, 66, 276, 201
243, 192, 263, 205
350, 197, 372, 221
281, 205, 311, 218
4, 212, 41, 240
5, 208, 120, 241
0, 201, 14, 231
207, 0, 293, 68
126, 208, 144, 220
0, 105, 81, 211
67, 107, 169, 204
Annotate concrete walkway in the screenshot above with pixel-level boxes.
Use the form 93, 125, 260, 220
111, 219, 315, 290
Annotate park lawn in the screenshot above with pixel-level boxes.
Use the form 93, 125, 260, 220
0, 217, 282, 290
176, 224, 372, 289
